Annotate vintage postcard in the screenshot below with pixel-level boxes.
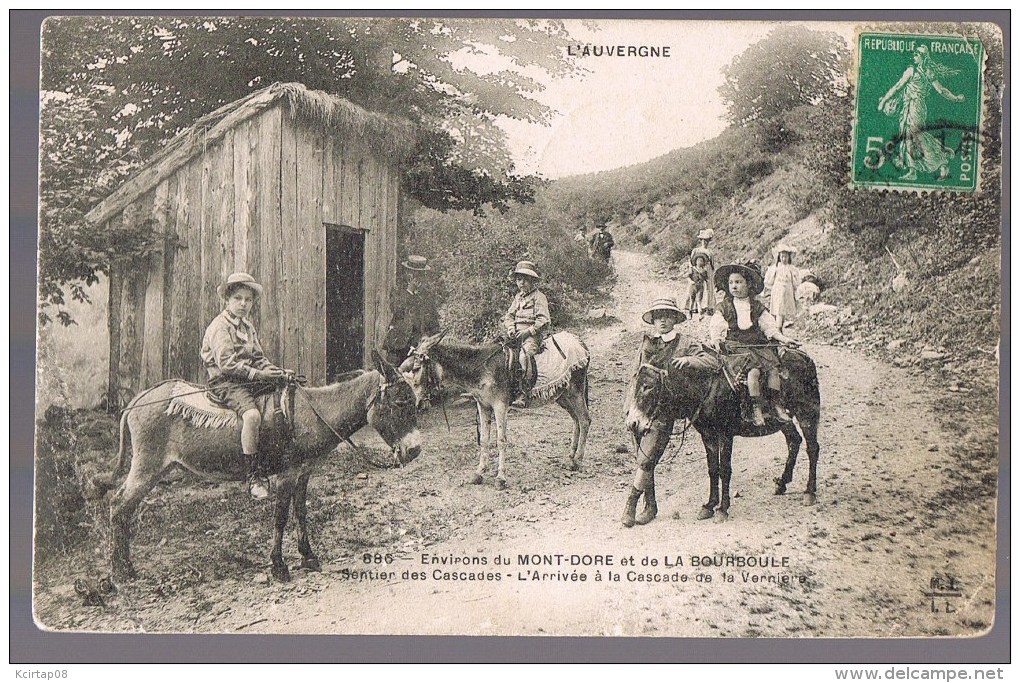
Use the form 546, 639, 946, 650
30, 15, 1004, 646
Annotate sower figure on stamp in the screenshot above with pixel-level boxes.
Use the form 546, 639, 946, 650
202, 272, 295, 500
708, 261, 800, 428
503, 260, 550, 409
382, 255, 441, 368
878, 44, 965, 182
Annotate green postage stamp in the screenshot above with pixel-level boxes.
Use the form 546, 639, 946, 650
852, 32, 984, 191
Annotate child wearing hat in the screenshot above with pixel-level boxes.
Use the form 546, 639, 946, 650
689, 229, 717, 314
201, 272, 293, 500
764, 244, 804, 332
383, 254, 442, 366
708, 262, 800, 427
503, 260, 550, 407
641, 298, 689, 367
685, 250, 712, 317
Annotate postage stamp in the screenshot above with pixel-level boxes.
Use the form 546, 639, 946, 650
852, 32, 985, 192
21, 15, 1004, 655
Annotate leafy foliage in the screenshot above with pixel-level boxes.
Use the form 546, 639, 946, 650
401, 193, 612, 341
38, 16, 581, 322
719, 25, 848, 127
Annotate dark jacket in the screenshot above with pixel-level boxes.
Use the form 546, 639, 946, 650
383, 287, 441, 359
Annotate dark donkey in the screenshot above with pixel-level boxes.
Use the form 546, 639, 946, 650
91, 352, 422, 582
623, 336, 820, 525
403, 330, 591, 489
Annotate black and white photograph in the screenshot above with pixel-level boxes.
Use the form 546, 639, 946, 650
26, 14, 1004, 645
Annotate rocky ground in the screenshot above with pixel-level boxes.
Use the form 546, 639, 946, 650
33, 250, 999, 638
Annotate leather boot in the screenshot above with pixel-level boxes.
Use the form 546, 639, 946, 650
246, 453, 270, 500
635, 483, 657, 525
621, 486, 641, 528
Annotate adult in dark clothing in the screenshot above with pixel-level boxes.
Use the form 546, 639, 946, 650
382, 255, 441, 366
589, 225, 615, 263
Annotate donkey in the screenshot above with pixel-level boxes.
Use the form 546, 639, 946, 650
623, 336, 820, 525
91, 352, 422, 582
403, 330, 591, 489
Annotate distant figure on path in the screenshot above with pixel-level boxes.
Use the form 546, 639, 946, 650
764, 244, 804, 331
689, 228, 717, 313
589, 224, 615, 264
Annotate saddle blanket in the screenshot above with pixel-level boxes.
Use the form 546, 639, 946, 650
532, 332, 590, 400
164, 380, 291, 431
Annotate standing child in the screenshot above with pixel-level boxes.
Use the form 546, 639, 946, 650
708, 262, 800, 427
202, 272, 294, 499
690, 228, 717, 314
685, 250, 711, 317
764, 244, 803, 332
503, 260, 550, 408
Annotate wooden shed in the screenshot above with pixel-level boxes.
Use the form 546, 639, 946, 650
86, 83, 415, 397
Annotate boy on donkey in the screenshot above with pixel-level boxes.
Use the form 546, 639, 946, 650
201, 272, 294, 500
503, 260, 550, 408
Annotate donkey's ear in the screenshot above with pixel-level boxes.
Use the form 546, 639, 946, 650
372, 349, 400, 381
371, 350, 389, 374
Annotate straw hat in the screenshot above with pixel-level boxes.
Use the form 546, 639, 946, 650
509, 260, 541, 280
690, 247, 712, 266
642, 297, 688, 325
696, 228, 715, 241
217, 272, 263, 301
772, 243, 798, 262
401, 255, 432, 271
714, 261, 764, 296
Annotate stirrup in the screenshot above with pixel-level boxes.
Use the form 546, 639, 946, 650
247, 473, 270, 499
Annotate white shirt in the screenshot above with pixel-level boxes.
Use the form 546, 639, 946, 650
708, 298, 780, 342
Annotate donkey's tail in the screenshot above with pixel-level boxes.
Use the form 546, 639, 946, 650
85, 410, 133, 500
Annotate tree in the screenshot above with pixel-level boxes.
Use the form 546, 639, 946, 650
38, 16, 581, 323
719, 25, 848, 127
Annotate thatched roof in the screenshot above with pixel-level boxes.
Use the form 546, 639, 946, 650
86, 82, 416, 226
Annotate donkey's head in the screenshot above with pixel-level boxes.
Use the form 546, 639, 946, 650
625, 361, 669, 437
368, 351, 423, 465
399, 330, 446, 407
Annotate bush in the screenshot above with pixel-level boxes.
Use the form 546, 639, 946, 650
401, 198, 612, 341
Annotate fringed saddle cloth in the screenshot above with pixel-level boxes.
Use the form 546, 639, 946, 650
164, 381, 297, 451
530, 332, 590, 401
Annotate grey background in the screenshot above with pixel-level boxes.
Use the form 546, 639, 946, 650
11, 9, 1009, 663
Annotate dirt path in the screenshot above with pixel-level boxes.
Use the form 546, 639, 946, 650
34, 250, 997, 637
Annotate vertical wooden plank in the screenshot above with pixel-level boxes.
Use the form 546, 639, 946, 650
366, 157, 383, 360
279, 109, 299, 371
140, 180, 170, 386
303, 125, 326, 382
161, 177, 178, 378
199, 138, 216, 349
257, 106, 283, 361
116, 197, 151, 395
246, 113, 260, 281
340, 140, 360, 228
294, 122, 318, 378
167, 159, 202, 381
322, 136, 336, 225
233, 118, 253, 273
215, 130, 235, 284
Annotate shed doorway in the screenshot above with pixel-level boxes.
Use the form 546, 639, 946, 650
325, 224, 365, 377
